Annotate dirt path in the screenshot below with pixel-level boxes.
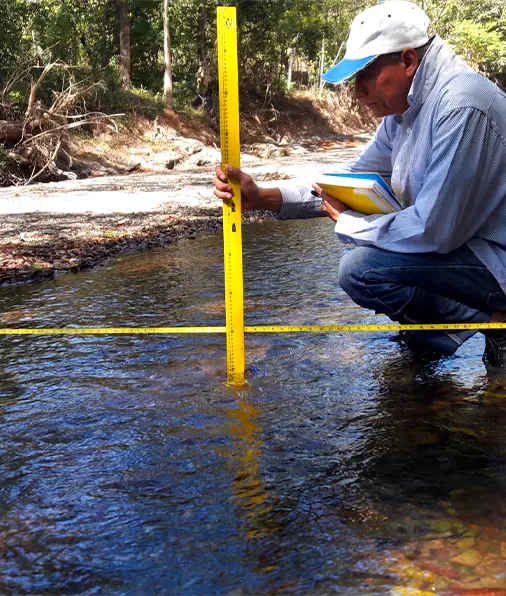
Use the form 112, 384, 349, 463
0, 138, 366, 286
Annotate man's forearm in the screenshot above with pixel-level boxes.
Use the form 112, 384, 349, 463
258, 187, 283, 212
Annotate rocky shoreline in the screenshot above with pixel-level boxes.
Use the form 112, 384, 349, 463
0, 171, 229, 286
0, 206, 224, 286
0, 139, 365, 287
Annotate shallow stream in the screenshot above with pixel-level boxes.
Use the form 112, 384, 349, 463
1, 218, 506, 594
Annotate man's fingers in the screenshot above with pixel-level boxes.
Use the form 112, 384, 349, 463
212, 176, 232, 191
213, 187, 233, 200
215, 164, 227, 181
216, 164, 243, 183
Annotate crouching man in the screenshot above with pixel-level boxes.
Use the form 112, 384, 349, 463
212, 1, 506, 367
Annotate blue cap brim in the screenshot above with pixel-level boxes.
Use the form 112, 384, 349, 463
322, 55, 377, 84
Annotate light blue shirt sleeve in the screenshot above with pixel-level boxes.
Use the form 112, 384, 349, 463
335, 106, 505, 254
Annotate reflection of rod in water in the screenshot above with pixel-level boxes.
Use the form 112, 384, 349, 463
227, 400, 276, 540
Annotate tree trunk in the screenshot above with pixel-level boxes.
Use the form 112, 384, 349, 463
119, 0, 131, 88
195, 6, 210, 101
163, 0, 173, 108
287, 50, 294, 89
319, 38, 325, 97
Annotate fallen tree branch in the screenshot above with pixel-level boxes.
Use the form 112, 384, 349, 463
25, 60, 61, 119
24, 139, 62, 185
19, 113, 123, 146
1, 57, 125, 186
2, 67, 32, 104
0, 121, 28, 143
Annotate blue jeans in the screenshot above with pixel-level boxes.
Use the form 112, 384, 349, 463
338, 245, 506, 354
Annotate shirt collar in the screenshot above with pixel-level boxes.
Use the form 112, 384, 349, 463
396, 36, 449, 125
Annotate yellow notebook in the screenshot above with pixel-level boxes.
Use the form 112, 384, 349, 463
316, 173, 402, 215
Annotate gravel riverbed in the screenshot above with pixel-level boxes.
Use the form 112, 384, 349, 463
0, 140, 365, 285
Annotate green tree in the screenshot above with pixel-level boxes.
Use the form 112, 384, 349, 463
448, 19, 506, 74
0, 0, 31, 83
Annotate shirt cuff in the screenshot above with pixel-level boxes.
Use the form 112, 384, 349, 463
277, 184, 326, 219
278, 184, 306, 219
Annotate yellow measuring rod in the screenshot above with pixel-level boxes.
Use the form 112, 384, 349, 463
217, 7, 245, 385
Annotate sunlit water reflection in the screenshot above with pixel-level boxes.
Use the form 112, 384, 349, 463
0, 218, 505, 595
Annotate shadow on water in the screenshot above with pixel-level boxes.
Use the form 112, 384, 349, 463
0, 218, 505, 594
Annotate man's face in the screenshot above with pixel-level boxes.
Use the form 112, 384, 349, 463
353, 51, 417, 117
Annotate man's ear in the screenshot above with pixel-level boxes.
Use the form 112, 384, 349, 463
401, 48, 420, 78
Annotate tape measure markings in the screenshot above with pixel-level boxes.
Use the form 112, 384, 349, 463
0, 327, 226, 335
1, 323, 506, 335
245, 323, 506, 332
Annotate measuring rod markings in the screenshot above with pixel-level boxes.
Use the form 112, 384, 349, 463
217, 7, 245, 385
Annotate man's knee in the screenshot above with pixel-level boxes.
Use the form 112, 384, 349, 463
338, 246, 379, 299
338, 246, 419, 317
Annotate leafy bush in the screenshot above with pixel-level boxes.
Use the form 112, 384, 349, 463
448, 19, 506, 75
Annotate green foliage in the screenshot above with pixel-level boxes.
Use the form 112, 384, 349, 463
423, 0, 506, 76
0, 0, 31, 82
0, 0, 504, 117
448, 19, 506, 74
7, 90, 24, 112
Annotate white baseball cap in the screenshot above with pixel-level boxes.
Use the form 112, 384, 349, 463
323, 1, 430, 84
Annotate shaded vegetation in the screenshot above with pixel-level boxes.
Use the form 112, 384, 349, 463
0, 0, 504, 184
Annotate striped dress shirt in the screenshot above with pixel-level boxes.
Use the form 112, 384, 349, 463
278, 36, 506, 293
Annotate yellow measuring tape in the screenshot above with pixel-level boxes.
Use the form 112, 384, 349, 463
1, 323, 506, 335
217, 7, 245, 385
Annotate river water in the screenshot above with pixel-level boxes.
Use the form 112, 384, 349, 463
1, 217, 506, 595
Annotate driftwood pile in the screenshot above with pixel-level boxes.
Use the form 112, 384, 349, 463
0, 61, 121, 186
